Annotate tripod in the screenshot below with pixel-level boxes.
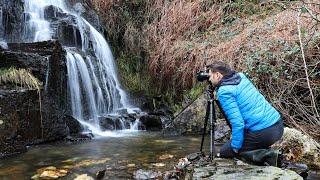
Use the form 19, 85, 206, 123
200, 87, 217, 160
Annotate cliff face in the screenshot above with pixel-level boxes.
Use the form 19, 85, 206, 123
0, 41, 68, 158
0, 0, 24, 42
0, 0, 105, 157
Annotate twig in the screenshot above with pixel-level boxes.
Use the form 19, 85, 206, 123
296, 9, 320, 121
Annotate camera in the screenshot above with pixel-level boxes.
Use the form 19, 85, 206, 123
196, 70, 210, 82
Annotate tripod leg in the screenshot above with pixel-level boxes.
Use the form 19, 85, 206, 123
200, 100, 210, 152
209, 100, 213, 160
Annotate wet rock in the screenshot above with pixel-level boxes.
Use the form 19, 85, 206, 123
152, 163, 165, 167
68, 0, 101, 30
65, 132, 93, 142
214, 120, 230, 142
169, 153, 303, 179
272, 127, 320, 169
168, 93, 207, 135
133, 169, 162, 180
285, 163, 309, 178
307, 171, 320, 180
186, 152, 204, 161
159, 154, 174, 160
175, 158, 191, 171
74, 174, 94, 180
0, 0, 24, 42
162, 92, 231, 137
50, 15, 82, 48
44, 5, 67, 20
116, 108, 130, 116
127, 163, 136, 168
0, 41, 68, 158
192, 165, 302, 179
139, 115, 162, 131
65, 115, 83, 135
33, 166, 68, 179
99, 115, 126, 130
163, 170, 180, 180
0, 41, 8, 50
96, 169, 106, 180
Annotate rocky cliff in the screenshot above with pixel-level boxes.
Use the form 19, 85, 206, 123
0, 40, 68, 158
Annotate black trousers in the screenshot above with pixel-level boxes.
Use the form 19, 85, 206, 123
220, 119, 284, 158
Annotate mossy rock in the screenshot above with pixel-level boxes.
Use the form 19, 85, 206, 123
272, 127, 320, 169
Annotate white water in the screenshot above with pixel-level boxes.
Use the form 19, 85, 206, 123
23, 0, 141, 135
0, 40, 8, 50
0, 6, 3, 32
23, 0, 66, 41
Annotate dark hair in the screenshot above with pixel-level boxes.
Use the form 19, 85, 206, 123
206, 61, 234, 76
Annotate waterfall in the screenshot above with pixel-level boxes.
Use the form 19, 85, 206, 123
23, 0, 66, 42
23, 0, 141, 136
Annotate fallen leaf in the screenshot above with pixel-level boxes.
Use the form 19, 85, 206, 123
152, 163, 166, 167
159, 154, 174, 160
127, 164, 136, 168
74, 174, 94, 180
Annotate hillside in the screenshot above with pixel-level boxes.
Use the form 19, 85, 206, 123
92, 0, 320, 140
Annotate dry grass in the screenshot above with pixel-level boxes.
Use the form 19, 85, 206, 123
0, 67, 42, 89
0, 67, 44, 138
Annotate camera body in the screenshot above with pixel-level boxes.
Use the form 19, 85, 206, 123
196, 70, 210, 82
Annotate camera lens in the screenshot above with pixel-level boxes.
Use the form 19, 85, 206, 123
197, 70, 210, 82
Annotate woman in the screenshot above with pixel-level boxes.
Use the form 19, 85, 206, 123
207, 61, 284, 158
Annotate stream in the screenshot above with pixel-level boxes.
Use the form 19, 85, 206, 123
0, 132, 211, 179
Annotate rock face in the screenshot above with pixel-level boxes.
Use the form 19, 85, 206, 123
0, 0, 107, 158
0, 40, 68, 158
0, 0, 24, 42
163, 93, 230, 140
163, 93, 207, 135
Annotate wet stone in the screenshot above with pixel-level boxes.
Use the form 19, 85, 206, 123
186, 152, 204, 161
96, 169, 106, 180
44, 5, 66, 20
133, 169, 162, 180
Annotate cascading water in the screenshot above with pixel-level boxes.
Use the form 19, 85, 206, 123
23, 0, 142, 136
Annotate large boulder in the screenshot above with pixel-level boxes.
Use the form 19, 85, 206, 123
163, 93, 230, 140
272, 127, 320, 169
192, 161, 302, 179
156, 153, 303, 179
139, 115, 163, 131
166, 93, 207, 135
64, 115, 83, 135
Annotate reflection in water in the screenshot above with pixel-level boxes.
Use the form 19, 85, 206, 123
0, 132, 211, 179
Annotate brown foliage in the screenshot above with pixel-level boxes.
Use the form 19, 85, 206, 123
92, 0, 320, 140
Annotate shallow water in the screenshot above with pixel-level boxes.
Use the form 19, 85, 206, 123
0, 132, 212, 179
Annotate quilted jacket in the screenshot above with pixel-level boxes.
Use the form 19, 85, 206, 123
216, 72, 280, 150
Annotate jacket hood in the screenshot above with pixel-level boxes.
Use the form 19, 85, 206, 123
218, 72, 241, 87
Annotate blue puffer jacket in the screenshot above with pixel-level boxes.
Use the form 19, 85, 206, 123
216, 72, 280, 150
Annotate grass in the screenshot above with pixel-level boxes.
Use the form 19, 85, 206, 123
0, 67, 42, 89
0, 67, 44, 138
